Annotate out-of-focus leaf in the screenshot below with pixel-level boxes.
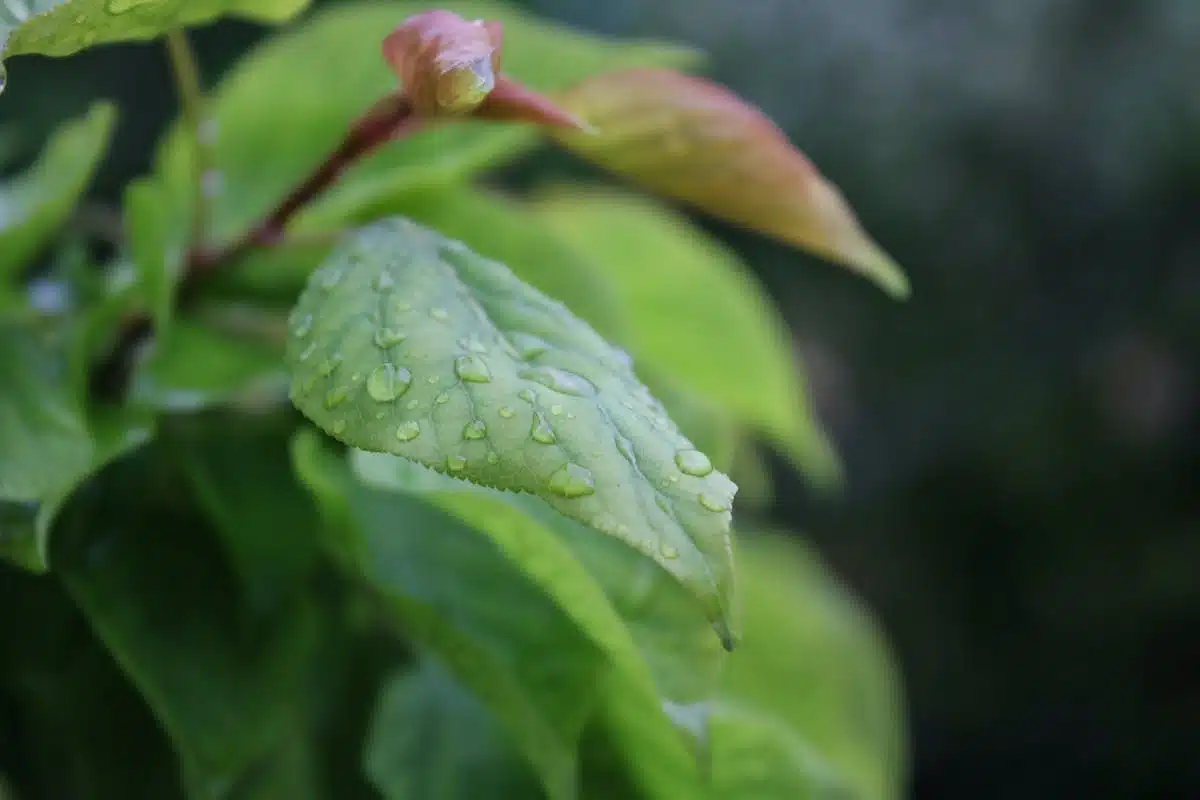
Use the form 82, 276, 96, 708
0, 102, 114, 281
286, 218, 738, 639
131, 320, 285, 412
364, 660, 540, 800
533, 188, 838, 484
150, 0, 701, 247
124, 177, 185, 332
550, 69, 909, 298
0, 0, 309, 63
724, 531, 908, 800
292, 428, 608, 800
53, 444, 327, 797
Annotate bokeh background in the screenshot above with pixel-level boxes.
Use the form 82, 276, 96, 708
2, 0, 1196, 797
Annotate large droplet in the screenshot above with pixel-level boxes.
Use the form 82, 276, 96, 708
446, 454, 467, 473
519, 366, 595, 397
324, 386, 350, 410
430, 307, 450, 322
509, 332, 551, 360
372, 271, 395, 293
698, 492, 729, 512
366, 364, 412, 402
455, 355, 491, 383
531, 414, 556, 444
675, 449, 714, 477
396, 421, 421, 442
659, 541, 679, 560
374, 327, 408, 348
548, 463, 595, 498
462, 419, 487, 440
498, 406, 516, 419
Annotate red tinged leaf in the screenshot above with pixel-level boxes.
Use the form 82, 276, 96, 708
549, 68, 909, 297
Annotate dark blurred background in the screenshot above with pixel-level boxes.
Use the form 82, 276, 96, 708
2, 1, 1197, 797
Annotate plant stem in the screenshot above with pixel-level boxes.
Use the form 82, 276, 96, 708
164, 29, 212, 250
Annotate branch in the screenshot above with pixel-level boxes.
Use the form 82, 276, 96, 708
164, 29, 212, 249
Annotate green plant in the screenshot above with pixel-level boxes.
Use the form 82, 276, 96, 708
0, 2, 909, 798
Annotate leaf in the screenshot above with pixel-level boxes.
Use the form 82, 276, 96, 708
549, 68, 910, 298
0, 0, 309, 63
365, 660, 540, 800
0, 102, 115, 281
292, 428, 609, 800
723, 531, 908, 800
285, 218, 738, 639
150, 0, 702, 247
533, 187, 838, 484
124, 177, 186, 332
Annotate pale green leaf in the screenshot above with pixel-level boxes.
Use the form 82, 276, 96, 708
533, 187, 839, 485
286, 218, 738, 638
0, 102, 114, 281
0, 0, 309, 62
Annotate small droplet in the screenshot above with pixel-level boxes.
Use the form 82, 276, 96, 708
675, 450, 713, 477
331, 419, 347, 436
547, 463, 596, 498
518, 389, 536, 403
550, 404, 564, 416
698, 492, 729, 512
510, 333, 550, 360
319, 267, 343, 290
434, 392, 450, 405
367, 364, 412, 402
351, 372, 363, 383
406, 399, 420, 410
455, 354, 492, 383
291, 314, 312, 337
498, 407, 515, 419
462, 419, 487, 440
531, 414, 556, 444
446, 454, 467, 473
430, 307, 450, 322
75, 14, 86, 24
659, 542, 679, 560
324, 385, 350, 410
655, 496, 671, 513
396, 421, 421, 442
519, 366, 595, 397
318, 354, 343, 376
375, 411, 385, 420
395, 301, 412, 313
297, 341, 317, 362
374, 327, 408, 348
427, 375, 440, 384
373, 271, 395, 293
566, 413, 576, 420
486, 452, 500, 465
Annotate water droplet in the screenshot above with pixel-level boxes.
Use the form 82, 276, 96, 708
698, 492, 729, 512
324, 385, 350, 410
519, 366, 595, 397
367, 364, 412, 402
518, 389, 535, 403
373, 271, 395, 293
567, 413, 576, 420
446, 454, 467, 473
74, 14, 86, 24
531, 414, 556, 444
434, 392, 450, 405
550, 404, 564, 416
395, 301, 412, 313
498, 407, 515, 419
486, 452, 500, 465
659, 542, 679, 560
510, 333, 550, 360
319, 267, 343, 290
374, 327, 407, 348
462, 419, 487, 440
548, 463, 595, 498
297, 341, 317, 361
331, 419, 347, 436
375, 411, 385, 420
350, 372, 363, 383
106, 0, 157, 13
406, 399, 420, 410
430, 307, 450, 322
427, 375, 440, 384
455, 354, 491, 383
675, 450, 713, 477
317, 354, 343, 376
396, 421, 421, 442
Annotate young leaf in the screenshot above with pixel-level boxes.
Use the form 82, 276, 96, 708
285, 218, 738, 639
549, 68, 910, 298
533, 187, 838, 484
0, 0, 309, 63
0, 102, 115, 281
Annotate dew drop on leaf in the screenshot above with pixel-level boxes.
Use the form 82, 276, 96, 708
298, 342, 317, 362
430, 307, 450, 322
547, 463, 596, 498
462, 419, 487, 440
331, 419, 347, 436
675, 449, 714, 477
519, 366, 595, 397
698, 492, 729, 512
660, 542, 680, 560
454, 354, 492, 383
517, 389, 535, 403
498, 406, 516, 419
324, 386, 350, 410
396, 421, 421, 442
366, 364, 412, 402
446, 454, 467, 473
434, 392, 450, 405
375, 327, 408, 348
531, 414, 556, 444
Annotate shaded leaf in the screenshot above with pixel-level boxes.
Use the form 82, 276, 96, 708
533, 187, 838, 484
124, 177, 185, 332
292, 428, 608, 800
365, 660, 540, 800
549, 69, 909, 297
723, 531, 908, 800
0, 0, 309, 63
0, 102, 115, 281
285, 218, 738, 639
150, 0, 701, 246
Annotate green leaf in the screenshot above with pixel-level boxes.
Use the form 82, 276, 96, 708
124, 177, 185, 332
292, 428, 608, 800
365, 660, 540, 800
150, 0, 701, 247
0, 0, 310, 63
0, 102, 115, 281
533, 187, 840, 485
131, 319, 285, 411
53, 443, 328, 797
723, 531, 908, 800
285, 218, 738, 640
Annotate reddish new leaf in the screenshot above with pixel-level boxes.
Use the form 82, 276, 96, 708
549, 68, 909, 297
